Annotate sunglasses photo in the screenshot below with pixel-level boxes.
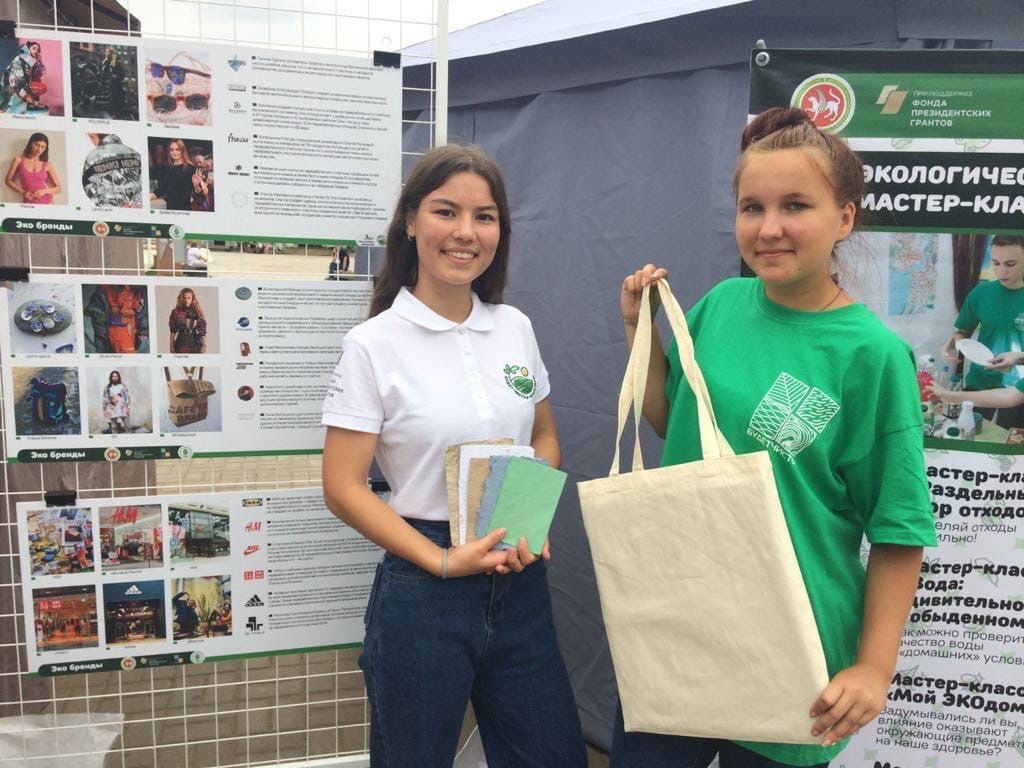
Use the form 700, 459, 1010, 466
148, 93, 210, 113
148, 63, 211, 85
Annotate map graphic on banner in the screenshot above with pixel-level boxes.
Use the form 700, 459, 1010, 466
17, 489, 380, 676
750, 48, 1024, 768
888, 233, 938, 316
0, 275, 372, 461
0, 30, 401, 243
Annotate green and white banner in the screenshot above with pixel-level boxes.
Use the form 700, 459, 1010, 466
752, 49, 1024, 233
750, 48, 1024, 768
1, 29, 401, 244
17, 489, 380, 676
0, 274, 372, 461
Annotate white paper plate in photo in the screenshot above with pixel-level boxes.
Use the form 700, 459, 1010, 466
956, 338, 995, 365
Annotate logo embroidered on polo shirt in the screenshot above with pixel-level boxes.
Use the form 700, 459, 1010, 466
503, 364, 536, 399
747, 372, 839, 462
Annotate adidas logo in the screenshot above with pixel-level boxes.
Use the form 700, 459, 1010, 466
124, 584, 142, 595
245, 594, 264, 607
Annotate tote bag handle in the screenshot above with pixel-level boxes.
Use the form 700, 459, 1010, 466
611, 279, 734, 476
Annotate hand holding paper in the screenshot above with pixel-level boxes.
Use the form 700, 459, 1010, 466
482, 456, 567, 555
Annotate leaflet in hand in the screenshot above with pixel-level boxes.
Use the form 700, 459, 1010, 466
445, 441, 533, 545
478, 456, 567, 555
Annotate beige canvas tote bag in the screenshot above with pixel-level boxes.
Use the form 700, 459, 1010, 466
578, 280, 829, 743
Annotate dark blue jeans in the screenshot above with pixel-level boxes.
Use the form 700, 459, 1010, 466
610, 703, 829, 768
359, 519, 586, 767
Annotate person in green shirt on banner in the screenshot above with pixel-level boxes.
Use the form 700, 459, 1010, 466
941, 235, 1024, 429
929, 351, 1024, 413
611, 106, 937, 768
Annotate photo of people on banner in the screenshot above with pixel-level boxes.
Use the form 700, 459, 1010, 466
98, 504, 163, 571
86, 366, 153, 436
0, 37, 63, 115
82, 283, 150, 354
2, 128, 68, 206
172, 576, 232, 640
32, 586, 99, 652
69, 41, 139, 121
855, 232, 1024, 447
154, 284, 219, 354
148, 137, 214, 212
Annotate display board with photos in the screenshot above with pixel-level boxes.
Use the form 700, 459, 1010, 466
750, 47, 1024, 768
17, 489, 380, 675
0, 274, 373, 461
0, 30, 401, 244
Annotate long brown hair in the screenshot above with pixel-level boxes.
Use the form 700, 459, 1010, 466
166, 138, 194, 168
175, 287, 205, 318
735, 107, 865, 226
369, 144, 511, 317
22, 133, 49, 162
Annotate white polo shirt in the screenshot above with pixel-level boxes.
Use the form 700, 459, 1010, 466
322, 287, 550, 521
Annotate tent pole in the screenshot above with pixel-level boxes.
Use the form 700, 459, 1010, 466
436, 0, 450, 145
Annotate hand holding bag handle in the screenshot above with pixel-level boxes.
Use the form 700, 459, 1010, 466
584, 278, 829, 744
611, 279, 733, 477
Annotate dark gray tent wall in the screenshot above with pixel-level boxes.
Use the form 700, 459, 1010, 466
400, 0, 1024, 751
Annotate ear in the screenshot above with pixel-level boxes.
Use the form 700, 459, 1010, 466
836, 200, 856, 241
405, 213, 415, 240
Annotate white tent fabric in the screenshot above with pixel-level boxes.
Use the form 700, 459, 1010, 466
404, 0, 751, 61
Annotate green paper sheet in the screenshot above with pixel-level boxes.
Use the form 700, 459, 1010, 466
486, 457, 568, 554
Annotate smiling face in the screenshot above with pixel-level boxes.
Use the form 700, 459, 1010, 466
735, 147, 855, 301
990, 244, 1024, 290
406, 171, 500, 299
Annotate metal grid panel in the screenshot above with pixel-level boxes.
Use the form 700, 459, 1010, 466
0, 1, 442, 764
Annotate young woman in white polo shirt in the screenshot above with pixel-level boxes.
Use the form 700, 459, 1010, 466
322, 145, 586, 766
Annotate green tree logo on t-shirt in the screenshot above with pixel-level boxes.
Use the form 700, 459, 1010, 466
748, 373, 839, 460
503, 364, 536, 399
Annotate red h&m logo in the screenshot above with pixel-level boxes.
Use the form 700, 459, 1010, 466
111, 507, 139, 524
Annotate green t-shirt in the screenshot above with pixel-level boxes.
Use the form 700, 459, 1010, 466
663, 278, 937, 766
954, 280, 1024, 391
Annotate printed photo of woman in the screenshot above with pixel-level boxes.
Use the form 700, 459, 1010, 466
0, 39, 63, 115
102, 370, 131, 433
168, 287, 208, 354
4, 132, 63, 205
149, 138, 215, 213
69, 42, 138, 121
87, 366, 152, 435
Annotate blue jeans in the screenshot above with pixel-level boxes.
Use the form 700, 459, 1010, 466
359, 519, 586, 767
610, 703, 829, 768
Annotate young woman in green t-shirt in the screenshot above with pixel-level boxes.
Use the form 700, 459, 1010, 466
612, 107, 935, 767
